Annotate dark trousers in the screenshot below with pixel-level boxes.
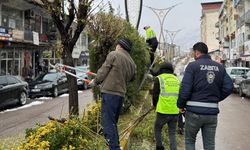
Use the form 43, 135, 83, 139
154, 113, 178, 150
101, 93, 124, 150
185, 111, 217, 150
146, 37, 158, 64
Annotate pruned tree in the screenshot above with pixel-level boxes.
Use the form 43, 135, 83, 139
88, 10, 150, 111
35, 0, 94, 116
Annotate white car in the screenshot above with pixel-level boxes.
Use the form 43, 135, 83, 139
226, 67, 249, 91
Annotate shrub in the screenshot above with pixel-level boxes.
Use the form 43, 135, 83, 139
17, 102, 107, 150
88, 11, 150, 110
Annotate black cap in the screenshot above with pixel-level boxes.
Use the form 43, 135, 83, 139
118, 38, 132, 52
160, 62, 174, 73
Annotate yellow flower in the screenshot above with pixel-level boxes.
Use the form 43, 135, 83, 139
69, 145, 76, 150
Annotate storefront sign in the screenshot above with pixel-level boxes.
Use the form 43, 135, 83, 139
12, 29, 24, 41
0, 26, 12, 41
39, 34, 48, 42
33, 31, 39, 45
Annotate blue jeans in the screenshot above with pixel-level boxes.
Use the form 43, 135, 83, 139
154, 113, 178, 150
101, 93, 123, 150
185, 111, 217, 150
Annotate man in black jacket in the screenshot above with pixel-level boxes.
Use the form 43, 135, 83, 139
152, 62, 180, 150
177, 42, 233, 150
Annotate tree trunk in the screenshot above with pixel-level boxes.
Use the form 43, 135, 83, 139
63, 46, 79, 116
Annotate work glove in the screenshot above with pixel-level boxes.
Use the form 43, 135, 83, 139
88, 79, 97, 87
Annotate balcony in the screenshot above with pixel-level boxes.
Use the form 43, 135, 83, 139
12, 30, 56, 44
236, 9, 250, 28
215, 22, 219, 28
236, 14, 245, 28
245, 9, 250, 24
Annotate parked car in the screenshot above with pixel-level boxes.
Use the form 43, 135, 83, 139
234, 71, 249, 92
0, 75, 28, 108
239, 71, 250, 97
226, 67, 249, 91
28, 72, 68, 98
75, 66, 90, 90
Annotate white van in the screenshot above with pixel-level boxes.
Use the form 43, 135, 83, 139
226, 67, 249, 80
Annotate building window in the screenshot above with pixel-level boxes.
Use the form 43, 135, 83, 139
0, 50, 22, 76
1, 5, 23, 30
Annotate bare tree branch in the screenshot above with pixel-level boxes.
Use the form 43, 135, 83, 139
69, 0, 90, 50
40, 0, 68, 42
65, 0, 76, 33
88, 0, 105, 16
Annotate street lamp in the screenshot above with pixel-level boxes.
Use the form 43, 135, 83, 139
125, 0, 143, 29
165, 29, 181, 61
144, 3, 181, 52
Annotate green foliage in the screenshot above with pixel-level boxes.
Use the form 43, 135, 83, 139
17, 102, 107, 150
88, 12, 150, 110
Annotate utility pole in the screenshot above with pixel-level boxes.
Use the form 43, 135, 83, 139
144, 3, 181, 54
165, 29, 181, 61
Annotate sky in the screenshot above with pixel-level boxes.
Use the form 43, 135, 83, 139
100, 0, 223, 51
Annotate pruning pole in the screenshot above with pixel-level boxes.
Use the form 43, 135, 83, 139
49, 63, 91, 84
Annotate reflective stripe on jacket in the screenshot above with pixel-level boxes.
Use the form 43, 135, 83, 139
156, 73, 180, 114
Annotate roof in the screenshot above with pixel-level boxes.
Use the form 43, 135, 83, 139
201, 1, 223, 10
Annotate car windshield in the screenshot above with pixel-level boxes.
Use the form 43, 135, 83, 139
35, 73, 58, 82
76, 67, 88, 73
247, 71, 250, 77
76, 66, 88, 77
231, 69, 249, 76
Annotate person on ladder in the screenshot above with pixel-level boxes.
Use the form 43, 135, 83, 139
144, 26, 159, 64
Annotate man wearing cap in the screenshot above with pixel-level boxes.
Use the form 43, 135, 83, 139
152, 62, 180, 150
144, 26, 158, 64
89, 38, 136, 150
177, 42, 233, 150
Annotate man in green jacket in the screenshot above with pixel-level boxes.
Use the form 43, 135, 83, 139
152, 62, 180, 150
89, 38, 136, 150
144, 26, 158, 64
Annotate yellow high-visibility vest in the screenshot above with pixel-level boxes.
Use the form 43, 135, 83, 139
156, 73, 180, 114
146, 27, 156, 40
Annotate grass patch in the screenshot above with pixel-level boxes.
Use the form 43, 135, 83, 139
0, 136, 24, 150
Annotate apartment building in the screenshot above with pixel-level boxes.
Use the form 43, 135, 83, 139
234, 0, 250, 67
0, 0, 88, 78
201, 2, 223, 52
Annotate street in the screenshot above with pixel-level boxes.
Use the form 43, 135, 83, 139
196, 94, 250, 150
0, 89, 93, 139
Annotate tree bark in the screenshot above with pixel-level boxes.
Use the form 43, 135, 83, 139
63, 46, 79, 116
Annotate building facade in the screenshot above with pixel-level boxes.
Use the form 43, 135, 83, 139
0, 0, 88, 79
234, 0, 250, 67
201, 2, 223, 52
0, 0, 57, 78
216, 0, 238, 66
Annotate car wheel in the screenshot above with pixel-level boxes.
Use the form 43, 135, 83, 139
19, 92, 27, 105
53, 87, 58, 97
239, 85, 246, 97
